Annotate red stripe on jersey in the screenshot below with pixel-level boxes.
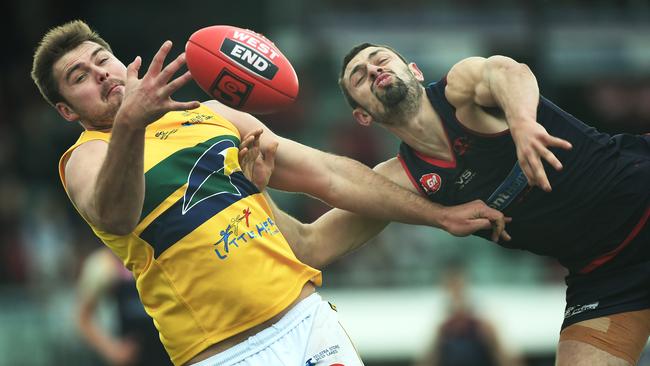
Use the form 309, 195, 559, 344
397, 154, 427, 195
580, 205, 650, 274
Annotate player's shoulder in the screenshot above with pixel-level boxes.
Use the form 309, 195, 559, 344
202, 100, 249, 124
65, 139, 108, 171
447, 57, 487, 87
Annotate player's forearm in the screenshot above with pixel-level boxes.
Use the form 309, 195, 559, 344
263, 192, 310, 259
92, 121, 146, 235
265, 191, 387, 268
268, 139, 449, 228
484, 56, 539, 126
306, 209, 389, 268
325, 155, 447, 227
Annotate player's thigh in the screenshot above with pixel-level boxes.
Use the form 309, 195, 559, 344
557, 309, 650, 366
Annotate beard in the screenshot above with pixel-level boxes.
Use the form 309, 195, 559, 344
73, 92, 123, 130
370, 73, 422, 125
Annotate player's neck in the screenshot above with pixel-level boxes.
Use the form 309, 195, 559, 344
386, 93, 451, 160
80, 118, 114, 132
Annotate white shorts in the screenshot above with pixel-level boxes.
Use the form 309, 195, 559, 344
191, 293, 364, 366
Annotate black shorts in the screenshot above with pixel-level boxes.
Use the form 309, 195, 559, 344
562, 216, 650, 329
561, 133, 650, 329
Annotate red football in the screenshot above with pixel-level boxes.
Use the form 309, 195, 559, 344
185, 25, 299, 114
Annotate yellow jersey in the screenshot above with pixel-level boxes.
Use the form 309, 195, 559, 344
59, 105, 322, 365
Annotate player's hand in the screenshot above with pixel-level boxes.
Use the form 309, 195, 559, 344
509, 120, 572, 192
440, 200, 512, 242
116, 40, 200, 128
239, 129, 277, 192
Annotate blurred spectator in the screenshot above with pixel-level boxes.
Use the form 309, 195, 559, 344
415, 261, 523, 366
76, 248, 171, 366
586, 80, 650, 134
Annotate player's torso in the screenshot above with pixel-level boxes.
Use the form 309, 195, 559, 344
399, 80, 650, 269
66, 106, 321, 365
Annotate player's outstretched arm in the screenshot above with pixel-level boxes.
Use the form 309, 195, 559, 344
206, 100, 509, 238
238, 129, 388, 267
254, 155, 510, 268
446, 56, 572, 192
65, 41, 199, 235
272, 199, 388, 269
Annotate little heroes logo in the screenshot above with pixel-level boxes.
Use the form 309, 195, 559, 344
213, 213, 279, 260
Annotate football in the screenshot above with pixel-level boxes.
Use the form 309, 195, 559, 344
185, 25, 299, 114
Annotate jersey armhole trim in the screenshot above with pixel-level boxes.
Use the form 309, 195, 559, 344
397, 154, 427, 196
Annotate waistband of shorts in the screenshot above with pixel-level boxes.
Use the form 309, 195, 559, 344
191, 292, 322, 366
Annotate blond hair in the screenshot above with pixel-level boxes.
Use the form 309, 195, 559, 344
31, 20, 112, 106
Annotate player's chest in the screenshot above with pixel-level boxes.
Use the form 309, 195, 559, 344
411, 138, 518, 205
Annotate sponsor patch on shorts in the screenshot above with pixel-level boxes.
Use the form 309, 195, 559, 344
565, 301, 600, 319
305, 344, 341, 365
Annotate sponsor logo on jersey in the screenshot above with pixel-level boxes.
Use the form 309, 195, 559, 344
214, 215, 280, 260
155, 128, 178, 140
420, 173, 442, 194
180, 110, 215, 126
564, 302, 599, 318
455, 169, 476, 190
227, 207, 252, 237
453, 136, 470, 156
486, 162, 528, 211
182, 139, 241, 215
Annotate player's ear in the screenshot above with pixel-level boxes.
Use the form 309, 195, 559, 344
409, 62, 424, 82
352, 107, 373, 127
55, 102, 79, 122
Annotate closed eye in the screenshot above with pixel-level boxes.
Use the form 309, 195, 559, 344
354, 73, 366, 87
75, 73, 87, 83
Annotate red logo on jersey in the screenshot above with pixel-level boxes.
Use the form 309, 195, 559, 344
242, 207, 251, 227
453, 137, 470, 156
420, 173, 442, 193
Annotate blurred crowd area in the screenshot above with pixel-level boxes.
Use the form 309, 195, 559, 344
1, 0, 649, 365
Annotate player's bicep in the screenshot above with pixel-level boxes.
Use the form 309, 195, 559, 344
204, 100, 274, 137
64, 140, 108, 223
204, 100, 332, 195
446, 57, 497, 108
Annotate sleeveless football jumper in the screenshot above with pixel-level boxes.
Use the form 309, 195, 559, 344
398, 79, 650, 274
59, 105, 321, 365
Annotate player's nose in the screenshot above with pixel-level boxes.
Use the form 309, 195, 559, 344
92, 65, 110, 82
368, 64, 384, 78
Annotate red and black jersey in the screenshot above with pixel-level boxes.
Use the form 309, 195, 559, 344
398, 79, 650, 274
